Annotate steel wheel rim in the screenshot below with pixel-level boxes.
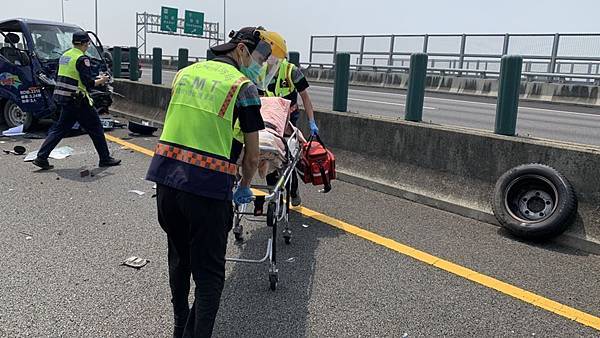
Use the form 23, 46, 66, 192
504, 174, 559, 224
6, 103, 25, 126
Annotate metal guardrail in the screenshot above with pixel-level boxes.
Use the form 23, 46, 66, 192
139, 53, 206, 64
301, 62, 600, 85
309, 33, 600, 82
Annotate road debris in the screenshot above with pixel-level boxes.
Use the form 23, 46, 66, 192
2, 124, 25, 137
285, 257, 296, 263
24, 146, 74, 162
13, 146, 26, 154
128, 121, 158, 136
122, 256, 149, 269
80, 169, 90, 177
2, 146, 26, 155
302, 224, 310, 228
128, 190, 145, 196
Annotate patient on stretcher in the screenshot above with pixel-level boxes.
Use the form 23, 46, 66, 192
255, 97, 305, 178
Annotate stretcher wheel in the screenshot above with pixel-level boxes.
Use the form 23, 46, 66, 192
233, 218, 243, 241
269, 273, 278, 291
234, 232, 244, 242
267, 203, 276, 227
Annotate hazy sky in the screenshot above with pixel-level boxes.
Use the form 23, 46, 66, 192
3, 0, 599, 60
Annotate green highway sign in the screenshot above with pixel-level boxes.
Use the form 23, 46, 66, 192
184, 10, 204, 35
160, 6, 178, 32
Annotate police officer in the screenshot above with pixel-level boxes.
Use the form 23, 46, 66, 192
146, 27, 287, 337
263, 47, 319, 206
32, 31, 120, 170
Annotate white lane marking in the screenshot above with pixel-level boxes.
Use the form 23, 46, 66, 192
312, 85, 600, 118
348, 98, 437, 110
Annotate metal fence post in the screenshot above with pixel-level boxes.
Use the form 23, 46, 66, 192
405, 53, 428, 122
458, 34, 466, 76
333, 53, 350, 112
422, 34, 429, 53
495, 55, 523, 136
288, 51, 300, 67
359, 36, 365, 65
112, 46, 122, 78
388, 35, 395, 66
128, 47, 139, 81
152, 47, 162, 85
206, 48, 215, 61
502, 33, 510, 55
548, 33, 560, 73
178, 48, 189, 70
333, 36, 338, 64
309, 36, 314, 63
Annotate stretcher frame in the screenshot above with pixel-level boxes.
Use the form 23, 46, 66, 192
226, 124, 303, 291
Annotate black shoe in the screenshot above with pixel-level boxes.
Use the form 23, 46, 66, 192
291, 193, 302, 207
99, 157, 121, 167
32, 157, 54, 170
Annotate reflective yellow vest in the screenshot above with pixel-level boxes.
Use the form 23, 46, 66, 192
266, 59, 295, 97
55, 48, 92, 105
157, 61, 249, 173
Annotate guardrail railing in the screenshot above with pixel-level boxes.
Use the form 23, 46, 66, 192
310, 33, 600, 82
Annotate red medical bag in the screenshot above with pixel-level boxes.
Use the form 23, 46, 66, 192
296, 135, 335, 193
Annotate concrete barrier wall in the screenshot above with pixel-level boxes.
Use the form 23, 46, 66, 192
112, 80, 171, 122
304, 68, 600, 107
302, 110, 600, 203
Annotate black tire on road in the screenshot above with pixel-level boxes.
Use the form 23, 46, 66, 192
492, 163, 577, 240
3, 100, 33, 131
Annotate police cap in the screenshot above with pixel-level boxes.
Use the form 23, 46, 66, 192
72, 31, 91, 44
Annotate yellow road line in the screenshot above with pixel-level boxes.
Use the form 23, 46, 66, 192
105, 134, 154, 156
106, 133, 600, 332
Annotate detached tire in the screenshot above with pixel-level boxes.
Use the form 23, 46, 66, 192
492, 164, 577, 240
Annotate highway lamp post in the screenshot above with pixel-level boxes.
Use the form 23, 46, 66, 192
95, 0, 98, 33
223, 0, 227, 42
60, 0, 65, 22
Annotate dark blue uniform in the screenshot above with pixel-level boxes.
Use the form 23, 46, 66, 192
37, 55, 110, 162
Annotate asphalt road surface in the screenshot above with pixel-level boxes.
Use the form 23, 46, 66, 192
0, 125, 598, 337
138, 67, 600, 147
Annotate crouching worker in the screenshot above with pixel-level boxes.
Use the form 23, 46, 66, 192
146, 27, 285, 337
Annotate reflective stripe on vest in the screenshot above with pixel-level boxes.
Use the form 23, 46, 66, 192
56, 48, 92, 105
266, 59, 295, 97
154, 143, 238, 176
160, 60, 250, 162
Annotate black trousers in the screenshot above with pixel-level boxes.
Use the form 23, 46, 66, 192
266, 110, 300, 196
37, 102, 110, 161
156, 184, 233, 338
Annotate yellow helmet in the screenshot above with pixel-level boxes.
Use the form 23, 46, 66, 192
257, 30, 287, 59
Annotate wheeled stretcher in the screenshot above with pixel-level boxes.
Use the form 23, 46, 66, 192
226, 97, 304, 291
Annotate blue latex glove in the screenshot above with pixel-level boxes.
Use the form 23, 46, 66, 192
233, 186, 253, 205
309, 119, 319, 136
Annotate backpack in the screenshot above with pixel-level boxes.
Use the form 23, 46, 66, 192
296, 135, 335, 193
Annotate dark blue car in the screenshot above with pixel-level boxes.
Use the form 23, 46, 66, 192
0, 18, 112, 130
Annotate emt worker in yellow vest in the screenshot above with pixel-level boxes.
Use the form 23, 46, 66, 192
146, 27, 286, 337
261, 35, 318, 206
33, 31, 120, 170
